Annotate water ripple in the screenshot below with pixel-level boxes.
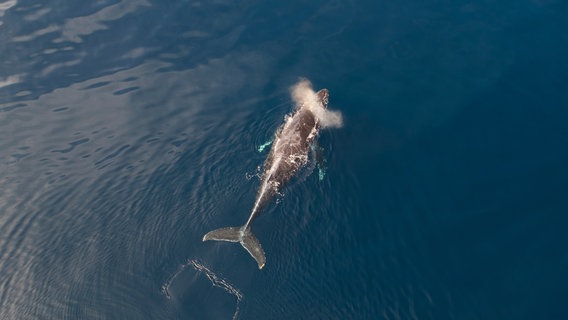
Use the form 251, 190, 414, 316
0, 37, 275, 317
162, 259, 243, 320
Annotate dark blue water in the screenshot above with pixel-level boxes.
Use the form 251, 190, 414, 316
1, 0, 567, 319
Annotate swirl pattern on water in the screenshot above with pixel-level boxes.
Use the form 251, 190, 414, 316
162, 259, 243, 320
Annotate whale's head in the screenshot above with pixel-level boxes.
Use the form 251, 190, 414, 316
316, 89, 329, 109
292, 81, 341, 128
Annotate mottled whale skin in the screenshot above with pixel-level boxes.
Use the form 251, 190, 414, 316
202, 89, 329, 269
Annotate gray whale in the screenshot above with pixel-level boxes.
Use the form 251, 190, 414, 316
203, 88, 330, 269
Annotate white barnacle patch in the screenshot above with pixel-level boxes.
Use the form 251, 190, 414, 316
286, 153, 308, 167
269, 180, 280, 190
291, 133, 301, 146
307, 125, 318, 142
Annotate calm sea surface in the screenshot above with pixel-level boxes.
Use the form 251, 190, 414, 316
1, 0, 567, 319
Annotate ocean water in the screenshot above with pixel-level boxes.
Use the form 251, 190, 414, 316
1, 0, 567, 319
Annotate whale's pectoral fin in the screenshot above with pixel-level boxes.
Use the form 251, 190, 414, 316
241, 229, 266, 269
203, 226, 266, 269
311, 142, 327, 181
257, 139, 273, 153
318, 159, 327, 181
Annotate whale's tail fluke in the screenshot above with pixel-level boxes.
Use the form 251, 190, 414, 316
203, 226, 266, 269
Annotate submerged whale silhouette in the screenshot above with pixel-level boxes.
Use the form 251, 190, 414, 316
203, 86, 332, 269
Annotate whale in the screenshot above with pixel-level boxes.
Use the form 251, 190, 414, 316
203, 86, 332, 269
